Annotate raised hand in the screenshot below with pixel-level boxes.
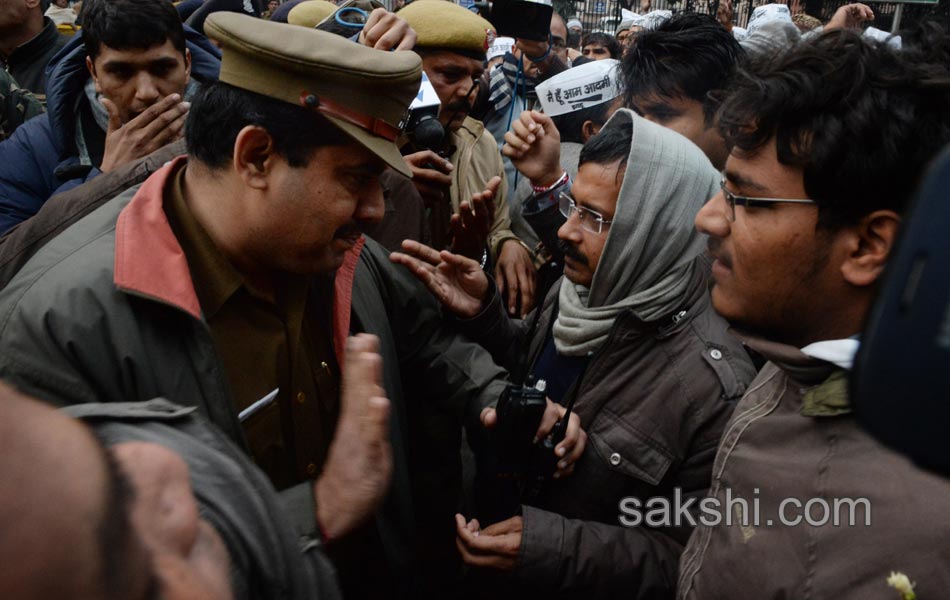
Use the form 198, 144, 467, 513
314, 334, 391, 541
359, 8, 417, 51
502, 110, 563, 188
450, 175, 500, 260
494, 239, 536, 317
402, 150, 453, 208
390, 239, 489, 318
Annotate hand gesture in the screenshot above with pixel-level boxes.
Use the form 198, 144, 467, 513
455, 514, 523, 571
494, 239, 536, 317
402, 150, 453, 208
449, 176, 499, 260
359, 8, 417, 51
717, 0, 734, 31
314, 334, 392, 541
502, 110, 563, 188
826, 2, 874, 30
390, 240, 489, 318
99, 93, 190, 173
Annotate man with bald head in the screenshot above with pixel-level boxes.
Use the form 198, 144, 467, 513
0, 374, 348, 599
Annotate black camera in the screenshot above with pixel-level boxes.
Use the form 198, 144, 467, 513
490, 0, 553, 42
493, 380, 548, 477
401, 72, 446, 151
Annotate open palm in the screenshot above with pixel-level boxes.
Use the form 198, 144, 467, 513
390, 240, 489, 318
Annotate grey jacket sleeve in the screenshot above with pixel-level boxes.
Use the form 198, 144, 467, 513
516, 505, 681, 598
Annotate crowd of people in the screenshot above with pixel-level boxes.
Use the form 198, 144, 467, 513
0, 0, 948, 598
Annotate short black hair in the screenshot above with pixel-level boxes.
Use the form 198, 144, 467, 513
718, 26, 950, 230
186, 81, 352, 170
578, 114, 631, 174
622, 13, 743, 124
552, 101, 613, 144
82, 0, 187, 62
581, 32, 621, 59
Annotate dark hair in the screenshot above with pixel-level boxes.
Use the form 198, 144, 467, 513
82, 0, 186, 61
718, 26, 950, 230
578, 114, 631, 173
552, 101, 613, 144
622, 13, 743, 124
186, 81, 352, 170
581, 32, 621, 59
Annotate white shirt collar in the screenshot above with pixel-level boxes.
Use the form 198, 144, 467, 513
800, 337, 861, 371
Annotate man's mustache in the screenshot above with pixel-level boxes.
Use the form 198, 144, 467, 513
706, 237, 731, 268
557, 240, 588, 266
444, 101, 471, 114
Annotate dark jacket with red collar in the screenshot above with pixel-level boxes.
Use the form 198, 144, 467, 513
0, 157, 510, 598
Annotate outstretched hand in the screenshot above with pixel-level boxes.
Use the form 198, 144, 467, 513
390, 240, 490, 319
450, 176, 500, 260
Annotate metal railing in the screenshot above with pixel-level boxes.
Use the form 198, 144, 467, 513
558, 0, 945, 34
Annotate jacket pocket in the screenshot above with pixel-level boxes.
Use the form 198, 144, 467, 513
587, 413, 675, 487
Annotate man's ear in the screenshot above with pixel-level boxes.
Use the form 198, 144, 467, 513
85, 56, 101, 93
581, 120, 601, 143
232, 126, 278, 191
840, 210, 902, 287
183, 48, 192, 83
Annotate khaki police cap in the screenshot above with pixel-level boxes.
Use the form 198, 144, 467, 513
287, 0, 337, 27
203, 12, 422, 177
398, 0, 496, 58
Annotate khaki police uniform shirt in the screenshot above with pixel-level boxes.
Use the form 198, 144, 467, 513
164, 164, 340, 491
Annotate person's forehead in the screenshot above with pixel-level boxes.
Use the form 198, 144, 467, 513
313, 138, 386, 172
633, 90, 697, 108
422, 51, 483, 74
724, 138, 804, 194
573, 161, 623, 215
95, 40, 185, 67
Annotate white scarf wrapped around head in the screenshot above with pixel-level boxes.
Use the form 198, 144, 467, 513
553, 109, 719, 356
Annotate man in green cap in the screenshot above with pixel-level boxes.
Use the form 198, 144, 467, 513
398, 0, 539, 318
0, 12, 582, 598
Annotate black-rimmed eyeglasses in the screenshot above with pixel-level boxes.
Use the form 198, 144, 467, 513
720, 176, 816, 221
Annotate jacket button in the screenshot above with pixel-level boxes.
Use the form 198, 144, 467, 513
306, 462, 318, 476
609, 452, 622, 466
296, 392, 307, 404
709, 348, 723, 361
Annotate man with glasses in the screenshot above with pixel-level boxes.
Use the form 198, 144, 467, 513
391, 108, 756, 597
678, 29, 950, 599
397, 0, 538, 316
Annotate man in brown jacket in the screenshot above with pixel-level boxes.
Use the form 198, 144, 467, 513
397, 0, 538, 316
679, 28, 950, 599
392, 108, 756, 598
